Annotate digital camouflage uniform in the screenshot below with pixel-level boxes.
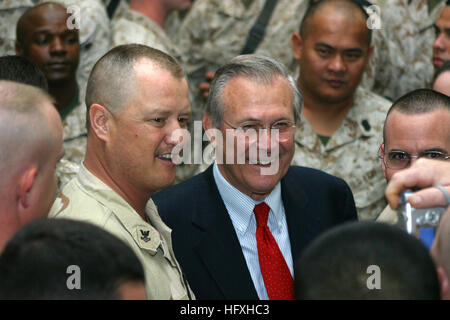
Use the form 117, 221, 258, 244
49, 164, 195, 300
0, 0, 111, 89
292, 87, 391, 221
56, 158, 80, 193
165, 9, 191, 43
61, 84, 87, 166
111, 0, 181, 60
371, 0, 446, 100
177, 0, 392, 123
0, 0, 33, 57
53, 82, 86, 190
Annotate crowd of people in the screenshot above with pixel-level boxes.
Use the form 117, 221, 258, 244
0, 0, 449, 300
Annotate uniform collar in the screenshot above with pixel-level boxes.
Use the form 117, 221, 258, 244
295, 86, 375, 152
76, 163, 167, 256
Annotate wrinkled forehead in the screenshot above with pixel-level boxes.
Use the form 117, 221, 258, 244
222, 75, 294, 117
384, 109, 450, 147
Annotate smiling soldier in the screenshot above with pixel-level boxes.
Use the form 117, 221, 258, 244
49, 44, 194, 300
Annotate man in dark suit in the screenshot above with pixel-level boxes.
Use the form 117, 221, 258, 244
153, 54, 357, 300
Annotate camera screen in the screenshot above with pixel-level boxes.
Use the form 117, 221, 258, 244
419, 227, 436, 250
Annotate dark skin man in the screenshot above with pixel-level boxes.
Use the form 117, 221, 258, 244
15, 2, 80, 114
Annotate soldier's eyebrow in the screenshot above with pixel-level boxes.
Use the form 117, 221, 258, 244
315, 43, 335, 50
315, 42, 363, 53
434, 24, 450, 35
421, 147, 448, 154
343, 48, 363, 54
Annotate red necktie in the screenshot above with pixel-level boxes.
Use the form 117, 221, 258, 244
254, 202, 294, 300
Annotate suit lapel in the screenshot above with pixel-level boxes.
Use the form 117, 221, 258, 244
192, 166, 259, 299
281, 168, 312, 262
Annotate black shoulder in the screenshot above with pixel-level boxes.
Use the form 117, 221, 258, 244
285, 165, 349, 189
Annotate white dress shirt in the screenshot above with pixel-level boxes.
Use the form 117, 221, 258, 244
212, 162, 293, 300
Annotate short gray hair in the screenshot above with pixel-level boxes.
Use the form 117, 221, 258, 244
205, 54, 303, 127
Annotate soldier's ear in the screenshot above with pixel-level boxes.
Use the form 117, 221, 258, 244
291, 32, 303, 60
89, 104, 111, 142
203, 113, 213, 132
18, 166, 38, 210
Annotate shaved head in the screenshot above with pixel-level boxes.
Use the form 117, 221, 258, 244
15, 2, 79, 86
0, 80, 64, 251
300, 0, 372, 47
16, 2, 68, 46
0, 81, 60, 186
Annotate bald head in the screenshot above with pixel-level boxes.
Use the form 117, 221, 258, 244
300, 0, 372, 47
17, 2, 68, 46
15, 2, 79, 85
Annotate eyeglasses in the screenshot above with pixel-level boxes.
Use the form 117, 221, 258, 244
222, 119, 296, 135
379, 150, 450, 170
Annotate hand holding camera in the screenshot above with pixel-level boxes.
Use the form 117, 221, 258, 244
386, 159, 450, 210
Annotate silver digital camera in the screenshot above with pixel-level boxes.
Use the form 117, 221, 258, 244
398, 190, 447, 239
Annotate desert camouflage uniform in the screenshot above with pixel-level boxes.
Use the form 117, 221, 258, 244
371, 0, 446, 99
0, 0, 111, 89
165, 9, 191, 43
61, 84, 87, 166
292, 87, 391, 221
0, 0, 34, 57
56, 158, 80, 193
111, 0, 181, 60
178, 0, 392, 123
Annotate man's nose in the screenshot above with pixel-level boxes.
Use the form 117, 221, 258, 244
165, 119, 185, 145
409, 157, 420, 168
433, 33, 446, 52
49, 37, 67, 54
257, 128, 277, 152
328, 54, 346, 73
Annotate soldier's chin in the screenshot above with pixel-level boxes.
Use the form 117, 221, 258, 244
46, 72, 75, 84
